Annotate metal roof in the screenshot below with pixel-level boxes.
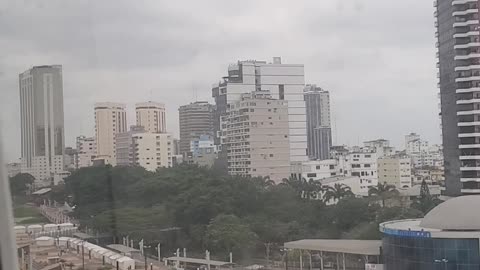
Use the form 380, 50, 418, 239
284, 239, 382, 256
32, 188, 52, 195
165, 256, 232, 266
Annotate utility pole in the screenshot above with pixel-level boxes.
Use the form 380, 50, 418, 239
82, 240, 85, 270
265, 243, 271, 269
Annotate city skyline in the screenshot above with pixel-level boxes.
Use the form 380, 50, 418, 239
1, 0, 439, 162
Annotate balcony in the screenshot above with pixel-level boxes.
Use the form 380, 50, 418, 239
455, 53, 480, 60
453, 9, 479, 17
460, 155, 480, 159
457, 87, 480, 93
461, 177, 480, 182
455, 42, 480, 49
459, 143, 480, 148
460, 166, 480, 171
457, 110, 480, 116
455, 75, 480, 82
453, 19, 480, 27
453, 31, 480, 38
452, 0, 477, 5
455, 64, 480, 71
457, 98, 480, 104
461, 188, 480, 193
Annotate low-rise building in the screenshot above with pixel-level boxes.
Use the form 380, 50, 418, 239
75, 136, 96, 169
363, 139, 395, 157
338, 152, 378, 191
291, 159, 339, 181
184, 135, 217, 168
377, 156, 412, 189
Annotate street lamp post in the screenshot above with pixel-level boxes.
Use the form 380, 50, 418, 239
434, 258, 448, 270
144, 245, 152, 270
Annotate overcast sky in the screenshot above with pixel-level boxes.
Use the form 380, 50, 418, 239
0, 0, 439, 162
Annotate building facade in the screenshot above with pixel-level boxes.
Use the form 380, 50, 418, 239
178, 101, 215, 156
213, 57, 307, 162
338, 152, 378, 192
291, 159, 339, 181
131, 133, 173, 171
435, 0, 478, 195
75, 136, 96, 169
19, 65, 65, 181
135, 101, 166, 133
115, 126, 146, 166
377, 156, 412, 189
304, 84, 332, 160
221, 91, 290, 182
184, 135, 217, 168
94, 102, 127, 165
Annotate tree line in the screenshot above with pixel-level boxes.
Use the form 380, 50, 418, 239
13, 165, 440, 263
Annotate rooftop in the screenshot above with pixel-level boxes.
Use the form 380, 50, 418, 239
284, 239, 382, 256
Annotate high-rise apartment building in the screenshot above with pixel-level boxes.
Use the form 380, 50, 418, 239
221, 91, 290, 182
19, 65, 65, 180
212, 57, 307, 162
178, 101, 214, 155
435, 0, 480, 194
75, 136, 96, 169
304, 84, 332, 160
94, 102, 127, 165
115, 126, 146, 166
131, 133, 173, 171
135, 102, 166, 133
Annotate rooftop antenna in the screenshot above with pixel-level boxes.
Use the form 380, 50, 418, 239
149, 89, 153, 102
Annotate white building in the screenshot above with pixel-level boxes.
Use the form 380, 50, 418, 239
291, 159, 339, 181
212, 57, 307, 163
75, 136, 96, 169
221, 90, 291, 182
338, 152, 378, 191
378, 156, 412, 189
405, 133, 429, 155
94, 102, 127, 165
19, 65, 65, 181
115, 126, 145, 166
363, 139, 395, 157
135, 101, 166, 133
132, 133, 173, 171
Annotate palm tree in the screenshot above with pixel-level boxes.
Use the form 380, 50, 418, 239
368, 182, 399, 207
281, 176, 322, 199
322, 183, 354, 203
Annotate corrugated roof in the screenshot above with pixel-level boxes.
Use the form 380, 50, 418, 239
284, 239, 381, 256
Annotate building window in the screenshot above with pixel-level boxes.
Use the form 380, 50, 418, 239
307, 173, 316, 178
269, 154, 274, 157
364, 164, 371, 168
316, 165, 321, 169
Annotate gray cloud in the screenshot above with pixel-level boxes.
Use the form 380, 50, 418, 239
0, 0, 439, 161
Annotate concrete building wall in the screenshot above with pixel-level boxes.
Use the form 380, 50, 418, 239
378, 156, 412, 189
94, 102, 127, 165
132, 133, 172, 171
222, 91, 290, 182
115, 126, 146, 166
75, 136, 96, 169
304, 85, 332, 160
135, 102, 166, 133
19, 65, 65, 180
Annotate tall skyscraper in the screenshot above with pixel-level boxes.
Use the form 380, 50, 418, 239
435, 0, 480, 195
304, 84, 332, 160
221, 91, 290, 182
94, 102, 127, 165
178, 101, 214, 155
19, 65, 65, 180
135, 101, 166, 133
212, 57, 307, 162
